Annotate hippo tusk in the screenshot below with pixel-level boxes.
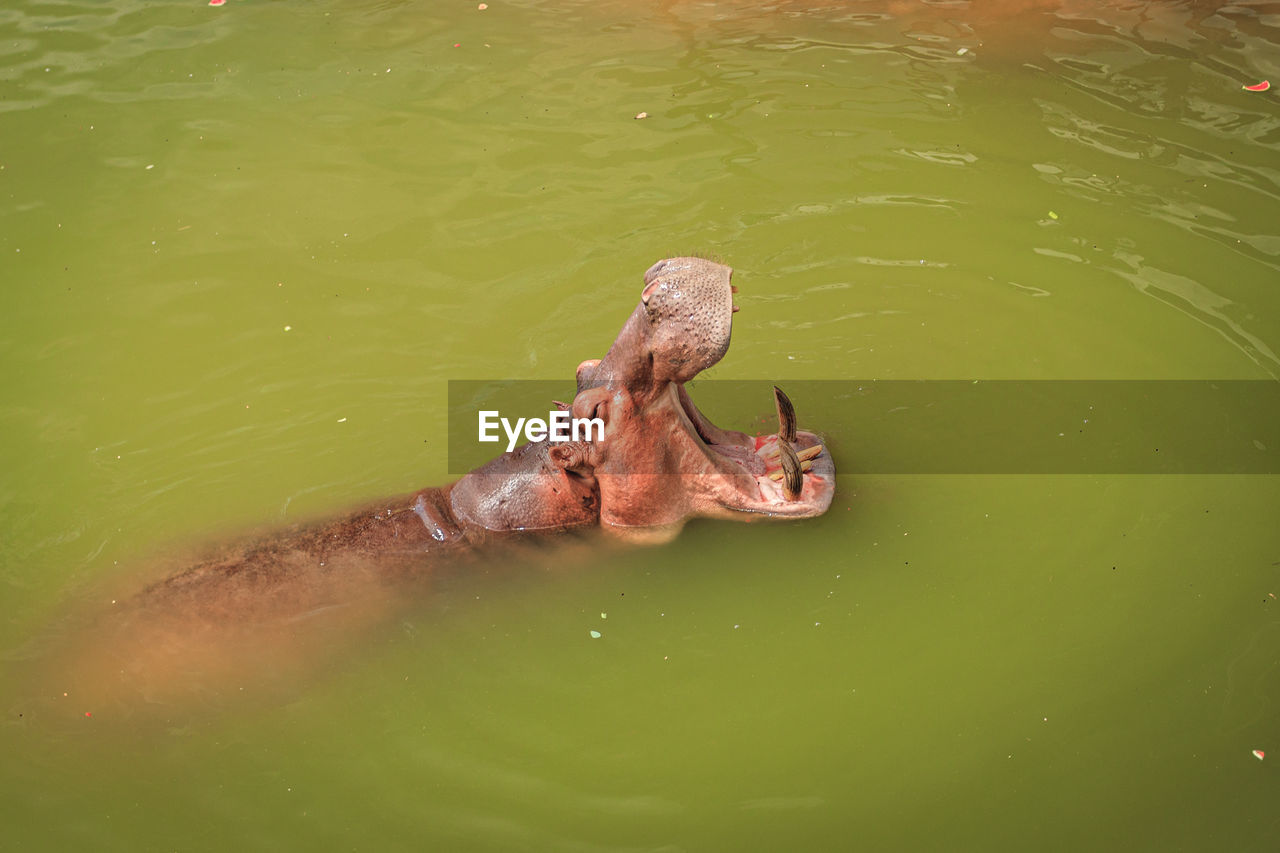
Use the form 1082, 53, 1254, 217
773, 386, 797, 444
777, 439, 804, 500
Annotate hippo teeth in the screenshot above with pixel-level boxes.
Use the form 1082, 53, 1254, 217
761, 443, 824, 466
773, 385, 797, 443
768, 457, 813, 481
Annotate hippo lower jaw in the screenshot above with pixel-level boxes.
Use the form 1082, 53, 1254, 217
671, 382, 836, 519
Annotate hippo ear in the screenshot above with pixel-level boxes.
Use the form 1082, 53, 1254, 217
548, 442, 592, 475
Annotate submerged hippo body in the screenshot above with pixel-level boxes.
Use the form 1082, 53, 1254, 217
141, 257, 835, 616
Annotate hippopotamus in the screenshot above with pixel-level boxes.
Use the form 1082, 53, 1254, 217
141, 257, 834, 616
25, 257, 836, 712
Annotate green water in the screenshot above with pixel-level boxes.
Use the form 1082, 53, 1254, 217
3, 0, 1279, 849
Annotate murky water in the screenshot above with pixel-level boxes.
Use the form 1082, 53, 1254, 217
3, 0, 1278, 849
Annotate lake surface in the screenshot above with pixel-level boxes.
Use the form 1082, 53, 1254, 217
3, 0, 1278, 849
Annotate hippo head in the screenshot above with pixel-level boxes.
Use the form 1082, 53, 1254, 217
451, 257, 834, 542
560, 257, 834, 540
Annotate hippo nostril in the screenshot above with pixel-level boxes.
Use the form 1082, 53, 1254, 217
643, 259, 668, 286
641, 280, 660, 306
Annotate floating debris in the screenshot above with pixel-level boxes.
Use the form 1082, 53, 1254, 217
635, 111, 648, 120
589, 630, 602, 639
1253, 749, 1266, 761
1243, 80, 1270, 92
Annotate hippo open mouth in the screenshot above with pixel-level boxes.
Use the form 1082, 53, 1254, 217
548, 256, 836, 536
